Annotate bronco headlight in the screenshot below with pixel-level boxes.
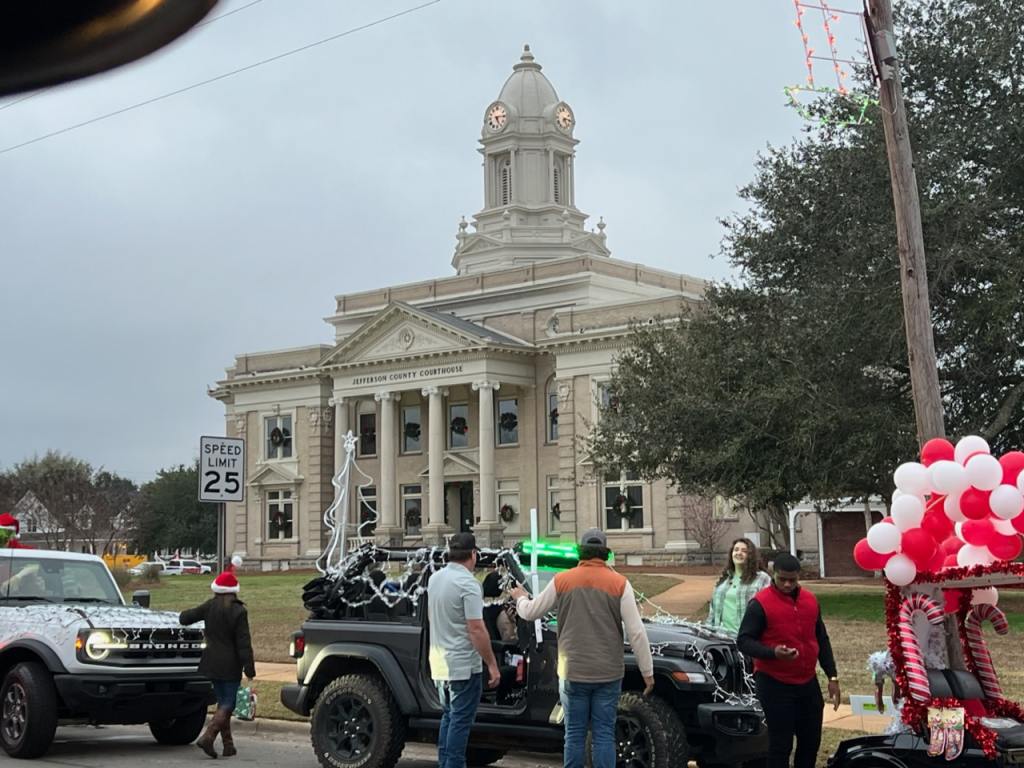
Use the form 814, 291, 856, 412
76, 630, 127, 662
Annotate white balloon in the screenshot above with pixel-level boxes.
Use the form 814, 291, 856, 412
891, 489, 905, 504
944, 494, 967, 523
955, 435, 991, 465
928, 460, 970, 496
894, 462, 930, 497
1017, 472, 1024, 496
993, 518, 1017, 536
867, 522, 901, 555
989, 484, 1024, 520
884, 554, 918, 586
965, 453, 1003, 491
891, 495, 926, 531
971, 587, 999, 606
954, 521, 964, 540
957, 544, 995, 568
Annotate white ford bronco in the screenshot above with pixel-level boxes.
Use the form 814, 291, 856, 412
0, 547, 213, 759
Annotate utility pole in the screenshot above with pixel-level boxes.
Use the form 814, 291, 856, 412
866, 0, 945, 444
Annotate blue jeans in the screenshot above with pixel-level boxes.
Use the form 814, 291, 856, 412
560, 678, 622, 768
211, 679, 240, 711
436, 673, 483, 768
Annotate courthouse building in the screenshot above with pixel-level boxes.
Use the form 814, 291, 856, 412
210, 46, 821, 569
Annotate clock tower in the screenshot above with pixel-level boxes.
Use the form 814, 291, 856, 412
452, 45, 611, 275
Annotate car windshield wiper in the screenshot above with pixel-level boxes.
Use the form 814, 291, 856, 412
64, 597, 115, 604
2, 595, 56, 602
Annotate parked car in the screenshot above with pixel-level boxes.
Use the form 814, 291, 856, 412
128, 561, 166, 577
282, 545, 768, 768
0, 548, 212, 758
163, 559, 208, 576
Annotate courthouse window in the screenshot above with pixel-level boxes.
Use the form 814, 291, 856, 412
402, 485, 422, 536
497, 398, 518, 445
603, 472, 644, 530
546, 379, 559, 443
359, 412, 377, 457
264, 415, 292, 460
547, 475, 561, 534
267, 490, 294, 540
449, 403, 469, 449
402, 405, 422, 453
358, 486, 377, 537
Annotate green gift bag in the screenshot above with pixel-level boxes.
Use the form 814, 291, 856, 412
234, 685, 256, 721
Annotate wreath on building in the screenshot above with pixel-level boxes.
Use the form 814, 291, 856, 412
551, 502, 561, 520
270, 427, 286, 446
404, 422, 421, 441
450, 416, 468, 435
499, 503, 516, 523
612, 494, 634, 520
406, 505, 421, 528
271, 510, 286, 529
549, 407, 558, 427
499, 412, 518, 434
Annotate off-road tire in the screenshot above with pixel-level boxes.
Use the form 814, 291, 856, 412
149, 706, 208, 745
466, 746, 506, 766
0, 662, 59, 759
587, 692, 687, 768
310, 673, 406, 768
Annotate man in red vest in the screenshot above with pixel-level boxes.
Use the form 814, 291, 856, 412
737, 552, 840, 768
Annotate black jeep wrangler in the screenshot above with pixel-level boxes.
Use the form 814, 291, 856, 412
281, 546, 767, 768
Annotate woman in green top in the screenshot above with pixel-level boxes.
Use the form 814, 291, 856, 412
707, 538, 770, 636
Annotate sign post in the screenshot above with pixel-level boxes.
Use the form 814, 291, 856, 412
199, 436, 245, 573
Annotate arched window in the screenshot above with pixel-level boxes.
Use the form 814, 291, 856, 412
500, 158, 512, 206
553, 165, 561, 204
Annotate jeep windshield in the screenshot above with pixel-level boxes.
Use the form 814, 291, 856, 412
0, 556, 122, 605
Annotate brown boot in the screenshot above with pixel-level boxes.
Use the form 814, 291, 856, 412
196, 709, 228, 759
220, 714, 236, 757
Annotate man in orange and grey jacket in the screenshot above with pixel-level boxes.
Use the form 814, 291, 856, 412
510, 528, 653, 768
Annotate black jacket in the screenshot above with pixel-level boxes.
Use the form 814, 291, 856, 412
180, 594, 256, 682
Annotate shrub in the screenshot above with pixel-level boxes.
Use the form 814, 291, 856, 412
109, 567, 133, 589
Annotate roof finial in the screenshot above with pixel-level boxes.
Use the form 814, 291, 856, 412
514, 43, 540, 71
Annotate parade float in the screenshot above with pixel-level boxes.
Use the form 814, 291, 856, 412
831, 436, 1024, 766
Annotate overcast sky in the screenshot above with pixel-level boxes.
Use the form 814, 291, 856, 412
0, 0, 861, 483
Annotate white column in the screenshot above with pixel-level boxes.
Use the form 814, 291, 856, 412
473, 380, 501, 546
330, 397, 348, 478
374, 391, 401, 542
423, 386, 447, 542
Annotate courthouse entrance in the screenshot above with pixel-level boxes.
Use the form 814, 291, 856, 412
445, 481, 475, 533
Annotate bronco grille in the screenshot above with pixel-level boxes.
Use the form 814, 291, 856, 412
77, 627, 206, 666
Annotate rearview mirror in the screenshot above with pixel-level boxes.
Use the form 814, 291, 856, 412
131, 590, 151, 608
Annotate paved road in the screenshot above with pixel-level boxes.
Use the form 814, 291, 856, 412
36, 723, 561, 768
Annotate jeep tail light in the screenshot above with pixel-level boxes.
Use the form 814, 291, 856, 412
290, 632, 305, 659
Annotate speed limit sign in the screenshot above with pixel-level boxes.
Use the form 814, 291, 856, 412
199, 436, 245, 502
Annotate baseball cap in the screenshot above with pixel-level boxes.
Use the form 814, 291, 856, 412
448, 532, 477, 551
579, 528, 607, 547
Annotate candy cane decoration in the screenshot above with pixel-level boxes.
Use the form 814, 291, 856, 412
964, 603, 1009, 700
898, 592, 944, 702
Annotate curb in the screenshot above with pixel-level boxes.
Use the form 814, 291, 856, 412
232, 717, 310, 738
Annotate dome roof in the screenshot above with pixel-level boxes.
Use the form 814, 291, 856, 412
496, 45, 559, 117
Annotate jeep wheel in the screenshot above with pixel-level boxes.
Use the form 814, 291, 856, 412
311, 673, 406, 768
1, 662, 59, 759
466, 746, 506, 766
589, 692, 687, 768
149, 706, 208, 746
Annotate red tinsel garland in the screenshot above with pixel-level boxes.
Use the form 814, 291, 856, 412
907, 560, 1024, 586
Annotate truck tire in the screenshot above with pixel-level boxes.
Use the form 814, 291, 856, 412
311, 672, 406, 768
588, 692, 687, 768
1, 662, 59, 759
149, 706, 208, 745
466, 746, 506, 765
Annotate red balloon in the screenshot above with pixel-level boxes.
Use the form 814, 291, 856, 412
999, 451, 1024, 486
943, 553, 960, 569
853, 537, 890, 571
988, 533, 1023, 561
921, 438, 955, 467
960, 487, 992, 520
927, 549, 946, 573
961, 518, 996, 546
901, 528, 938, 569
921, 508, 953, 542
1013, 514, 1024, 535
941, 536, 964, 555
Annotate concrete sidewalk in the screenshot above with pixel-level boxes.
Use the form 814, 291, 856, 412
255, 661, 297, 683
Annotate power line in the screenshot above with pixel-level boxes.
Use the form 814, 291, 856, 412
1, 0, 441, 156
0, 0, 269, 113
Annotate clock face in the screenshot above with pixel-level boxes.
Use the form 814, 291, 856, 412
486, 103, 508, 132
555, 103, 574, 131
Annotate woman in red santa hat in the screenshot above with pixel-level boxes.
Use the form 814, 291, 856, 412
0, 512, 32, 548
179, 555, 256, 758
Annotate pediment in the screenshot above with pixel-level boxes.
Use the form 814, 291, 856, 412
417, 451, 481, 478
321, 303, 525, 367
248, 463, 303, 487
